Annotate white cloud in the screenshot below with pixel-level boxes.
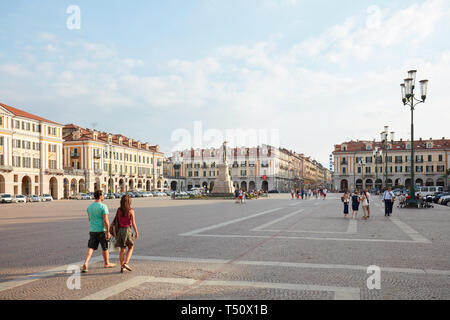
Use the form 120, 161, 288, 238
290, 0, 448, 64
0, 64, 31, 77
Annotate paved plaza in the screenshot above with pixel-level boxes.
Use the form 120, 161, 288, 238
0, 194, 449, 300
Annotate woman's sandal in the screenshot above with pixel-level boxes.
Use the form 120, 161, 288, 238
122, 264, 133, 272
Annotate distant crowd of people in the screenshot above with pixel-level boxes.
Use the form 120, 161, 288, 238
234, 188, 265, 204
290, 188, 328, 200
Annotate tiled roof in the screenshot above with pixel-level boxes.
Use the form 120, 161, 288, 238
0, 101, 61, 125
334, 138, 450, 152
63, 124, 161, 153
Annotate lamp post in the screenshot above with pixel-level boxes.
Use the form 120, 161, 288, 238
373, 147, 382, 194
106, 142, 115, 194
380, 126, 394, 191
401, 70, 428, 205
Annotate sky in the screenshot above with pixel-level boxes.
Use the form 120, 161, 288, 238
1, 0, 449, 168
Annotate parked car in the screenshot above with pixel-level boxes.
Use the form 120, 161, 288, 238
28, 195, 42, 202
439, 195, 450, 206
126, 192, 135, 198
432, 192, 450, 203
268, 190, 280, 193
105, 193, 116, 199
1, 194, 13, 203
13, 195, 27, 203
76, 193, 91, 200
41, 194, 53, 201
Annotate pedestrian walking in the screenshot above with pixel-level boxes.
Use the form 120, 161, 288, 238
114, 194, 139, 273
81, 190, 116, 273
296, 189, 300, 200
382, 187, 395, 217
239, 188, 244, 204
301, 188, 305, 200
342, 191, 350, 218
323, 188, 327, 200
351, 190, 360, 219
234, 188, 240, 203
291, 189, 295, 200
361, 189, 370, 220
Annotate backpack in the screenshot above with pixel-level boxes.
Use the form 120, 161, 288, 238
341, 196, 344, 202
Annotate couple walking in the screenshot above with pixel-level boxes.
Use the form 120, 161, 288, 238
81, 190, 139, 274
342, 189, 371, 219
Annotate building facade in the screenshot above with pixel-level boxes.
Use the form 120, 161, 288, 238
62, 124, 167, 196
332, 138, 450, 192
165, 145, 330, 192
0, 102, 64, 199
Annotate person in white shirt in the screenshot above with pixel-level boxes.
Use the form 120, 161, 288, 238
382, 187, 395, 217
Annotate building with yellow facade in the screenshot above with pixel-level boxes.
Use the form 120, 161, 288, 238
0, 102, 64, 198
62, 124, 166, 196
332, 138, 450, 192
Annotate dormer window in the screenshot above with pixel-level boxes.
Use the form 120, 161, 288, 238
366, 145, 371, 151
427, 143, 432, 149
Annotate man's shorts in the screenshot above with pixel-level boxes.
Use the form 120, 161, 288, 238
88, 232, 109, 251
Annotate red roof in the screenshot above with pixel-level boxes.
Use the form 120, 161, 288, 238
0, 102, 61, 125
334, 139, 450, 153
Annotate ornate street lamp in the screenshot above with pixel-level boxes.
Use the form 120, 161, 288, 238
380, 126, 394, 190
401, 70, 428, 206
373, 147, 382, 194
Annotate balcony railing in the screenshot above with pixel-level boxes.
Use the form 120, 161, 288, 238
64, 167, 85, 176
94, 169, 103, 175
70, 153, 80, 158
0, 165, 13, 172
93, 154, 101, 159
45, 169, 64, 175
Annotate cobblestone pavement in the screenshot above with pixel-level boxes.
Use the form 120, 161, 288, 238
0, 194, 449, 300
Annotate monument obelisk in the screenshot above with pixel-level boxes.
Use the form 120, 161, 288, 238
211, 142, 234, 196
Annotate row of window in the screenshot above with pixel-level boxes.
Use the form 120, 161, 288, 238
12, 157, 41, 169
102, 164, 160, 176
185, 161, 266, 169
11, 120, 58, 136
103, 150, 161, 166
345, 154, 444, 164
186, 169, 258, 177
344, 165, 445, 174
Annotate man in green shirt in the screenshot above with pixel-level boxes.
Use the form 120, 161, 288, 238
81, 190, 116, 272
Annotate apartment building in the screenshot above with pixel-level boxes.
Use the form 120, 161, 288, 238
0, 102, 64, 198
166, 145, 330, 192
332, 137, 450, 192
62, 124, 166, 196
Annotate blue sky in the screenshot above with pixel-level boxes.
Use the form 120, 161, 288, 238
1, 0, 449, 166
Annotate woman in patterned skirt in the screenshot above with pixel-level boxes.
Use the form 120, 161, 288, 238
115, 195, 139, 273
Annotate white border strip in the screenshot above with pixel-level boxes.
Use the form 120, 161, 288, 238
81, 276, 360, 300
250, 209, 305, 231
179, 207, 284, 236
